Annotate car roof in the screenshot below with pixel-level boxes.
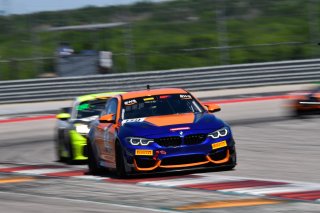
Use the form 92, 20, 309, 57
76, 91, 126, 103
120, 88, 188, 100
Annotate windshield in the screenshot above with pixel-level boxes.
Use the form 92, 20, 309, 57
76, 99, 107, 119
122, 94, 204, 119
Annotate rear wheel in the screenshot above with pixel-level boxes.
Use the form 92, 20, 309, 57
292, 101, 307, 118
87, 139, 103, 175
291, 107, 301, 117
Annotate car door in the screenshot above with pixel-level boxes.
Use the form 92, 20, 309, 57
95, 98, 119, 168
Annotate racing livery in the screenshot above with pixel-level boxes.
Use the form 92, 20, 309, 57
55, 91, 125, 163
289, 83, 320, 116
87, 88, 237, 176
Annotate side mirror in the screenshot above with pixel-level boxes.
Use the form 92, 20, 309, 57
60, 107, 71, 114
99, 114, 115, 123
204, 103, 221, 113
56, 113, 71, 121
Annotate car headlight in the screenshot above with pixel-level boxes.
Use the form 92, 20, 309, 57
126, 137, 154, 146
208, 127, 228, 139
75, 124, 90, 134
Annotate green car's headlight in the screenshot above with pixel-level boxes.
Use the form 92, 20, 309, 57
208, 127, 228, 139
126, 137, 154, 146
75, 124, 90, 134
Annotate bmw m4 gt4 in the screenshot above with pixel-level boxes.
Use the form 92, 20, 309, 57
87, 88, 236, 176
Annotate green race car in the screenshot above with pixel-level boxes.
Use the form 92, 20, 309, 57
55, 91, 125, 163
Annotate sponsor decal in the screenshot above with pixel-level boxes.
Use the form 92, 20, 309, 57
143, 97, 155, 101
124, 99, 137, 106
77, 103, 90, 110
180, 94, 192, 100
135, 149, 153, 156
153, 150, 167, 160
159, 150, 167, 155
159, 95, 170, 99
170, 127, 190, 131
212, 140, 227, 150
122, 117, 145, 124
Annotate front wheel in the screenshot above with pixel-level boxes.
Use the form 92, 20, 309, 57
224, 148, 237, 170
115, 142, 128, 178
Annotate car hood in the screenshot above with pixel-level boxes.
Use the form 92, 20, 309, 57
119, 113, 226, 138
71, 116, 99, 125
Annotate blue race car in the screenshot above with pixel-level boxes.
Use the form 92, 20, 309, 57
87, 88, 237, 177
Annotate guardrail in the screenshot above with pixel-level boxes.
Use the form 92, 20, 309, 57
1, 58, 320, 104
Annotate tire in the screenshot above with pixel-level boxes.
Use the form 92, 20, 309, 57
292, 101, 307, 118
115, 142, 128, 178
55, 130, 67, 163
224, 148, 237, 171
55, 139, 65, 162
66, 139, 74, 164
87, 139, 103, 175
294, 109, 309, 119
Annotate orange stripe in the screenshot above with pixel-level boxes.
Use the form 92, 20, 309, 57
0, 177, 36, 184
206, 149, 230, 164
133, 149, 230, 171
160, 160, 209, 169
174, 198, 284, 210
133, 159, 161, 171
145, 113, 194, 126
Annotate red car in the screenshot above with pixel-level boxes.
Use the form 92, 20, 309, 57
289, 84, 320, 116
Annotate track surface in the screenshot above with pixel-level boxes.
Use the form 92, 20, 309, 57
0, 98, 319, 212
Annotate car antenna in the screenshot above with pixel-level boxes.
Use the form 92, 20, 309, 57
147, 85, 150, 90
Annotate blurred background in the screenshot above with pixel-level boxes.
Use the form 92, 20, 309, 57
0, 0, 320, 80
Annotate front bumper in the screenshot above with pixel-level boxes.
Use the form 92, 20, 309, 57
124, 137, 236, 172
69, 130, 88, 160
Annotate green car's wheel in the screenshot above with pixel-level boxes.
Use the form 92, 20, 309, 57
66, 139, 74, 164
55, 131, 68, 162
55, 139, 65, 162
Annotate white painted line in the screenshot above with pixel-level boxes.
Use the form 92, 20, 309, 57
15, 168, 74, 175
0, 165, 15, 169
73, 175, 109, 181
0, 191, 179, 213
219, 184, 320, 196
138, 176, 244, 187
197, 173, 319, 186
